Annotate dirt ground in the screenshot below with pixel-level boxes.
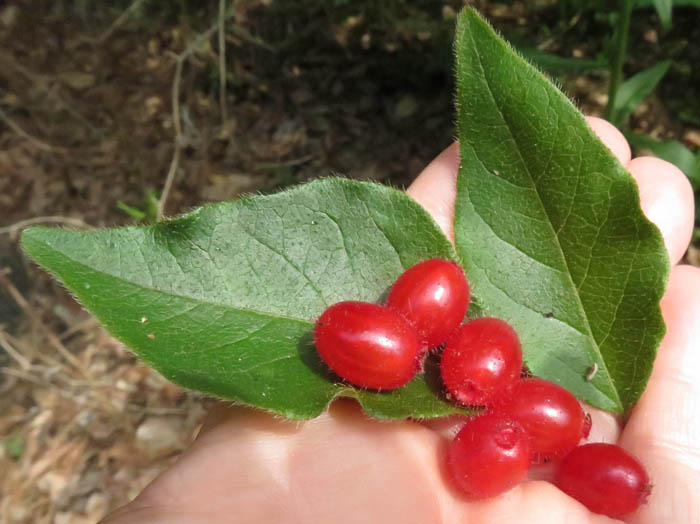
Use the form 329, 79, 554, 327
1, 2, 698, 522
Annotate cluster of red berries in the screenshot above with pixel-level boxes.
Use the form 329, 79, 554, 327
314, 259, 651, 518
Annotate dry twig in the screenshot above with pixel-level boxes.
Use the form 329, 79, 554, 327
225, 24, 275, 51
95, 0, 148, 43
218, 0, 228, 124
0, 51, 99, 134
5, 330, 68, 373
59, 317, 100, 341
0, 274, 132, 421
0, 328, 32, 370
0, 271, 90, 378
157, 57, 184, 221
0, 105, 56, 152
1, 366, 135, 422
0, 216, 93, 240
157, 23, 222, 220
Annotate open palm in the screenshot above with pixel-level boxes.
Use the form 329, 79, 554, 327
102, 118, 699, 524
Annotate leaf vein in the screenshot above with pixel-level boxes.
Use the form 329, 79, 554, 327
43, 240, 315, 326
467, 33, 621, 406
240, 228, 329, 308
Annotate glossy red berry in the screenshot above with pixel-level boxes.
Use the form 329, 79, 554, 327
555, 443, 651, 517
494, 378, 588, 462
314, 301, 421, 390
447, 413, 530, 498
440, 318, 522, 406
386, 259, 469, 348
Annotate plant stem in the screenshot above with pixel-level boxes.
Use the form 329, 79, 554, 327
606, 0, 634, 121
218, 0, 228, 124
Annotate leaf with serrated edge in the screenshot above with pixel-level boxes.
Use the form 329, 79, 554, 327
454, 9, 669, 413
21, 178, 470, 420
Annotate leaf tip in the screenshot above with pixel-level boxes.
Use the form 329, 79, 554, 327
456, 5, 494, 34
19, 226, 52, 261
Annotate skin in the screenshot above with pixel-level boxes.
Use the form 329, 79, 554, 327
102, 117, 698, 524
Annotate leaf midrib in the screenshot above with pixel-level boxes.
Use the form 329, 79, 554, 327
461, 20, 621, 408
31, 234, 315, 327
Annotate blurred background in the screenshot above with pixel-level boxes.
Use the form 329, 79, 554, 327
1, 1, 699, 522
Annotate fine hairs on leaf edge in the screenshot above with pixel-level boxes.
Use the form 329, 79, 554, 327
21, 228, 467, 421
454, 8, 670, 414
457, 8, 670, 281
20, 176, 474, 421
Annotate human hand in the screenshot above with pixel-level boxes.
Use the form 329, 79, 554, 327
102, 117, 698, 524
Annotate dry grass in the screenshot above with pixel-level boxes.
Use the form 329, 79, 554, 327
0, 3, 434, 518
0, 272, 212, 522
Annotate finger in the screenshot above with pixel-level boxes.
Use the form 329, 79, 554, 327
101, 506, 207, 524
102, 400, 611, 524
446, 481, 618, 524
112, 399, 453, 523
584, 405, 621, 445
619, 265, 700, 524
406, 141, 459, 242
586, 116, 693, 264
627, 156, 694, 265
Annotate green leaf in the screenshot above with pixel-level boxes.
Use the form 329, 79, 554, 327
609, 60, 671, 126
648, 0, 674, 29
639, 0, 699, 8
118, 189, 160, 224
626, 132, 700, 189
2, 433, 24, 461
22, 178, 468, 420
117, 201, 147, 222
454, 8, 669, 413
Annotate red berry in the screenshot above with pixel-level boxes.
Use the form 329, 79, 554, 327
314, 301, 420, 390
440, 318, 522, 406
386, 259, 469, 348
555, 443, 651, 517
447, 413, 530, 498
494, 378, 588, 462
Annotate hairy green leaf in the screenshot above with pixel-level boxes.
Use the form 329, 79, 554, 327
22, 178, 468, 420
454, 9, 669, 413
